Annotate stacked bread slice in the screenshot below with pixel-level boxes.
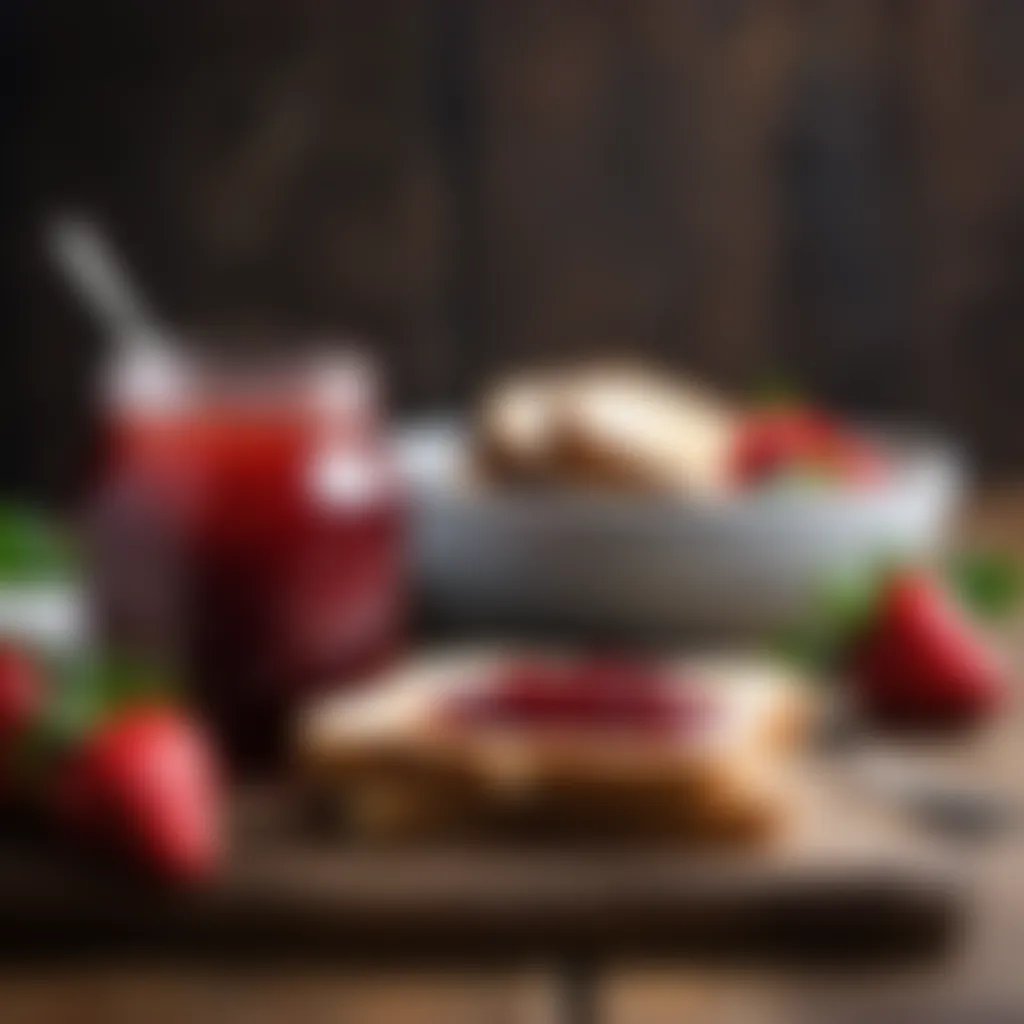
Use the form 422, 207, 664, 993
476, 365, 737, 495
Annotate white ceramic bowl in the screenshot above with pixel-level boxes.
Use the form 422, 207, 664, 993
396, 418, 963, 636
0, 583, 84, 650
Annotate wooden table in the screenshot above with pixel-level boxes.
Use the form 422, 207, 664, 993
0, 493, 1021, 1024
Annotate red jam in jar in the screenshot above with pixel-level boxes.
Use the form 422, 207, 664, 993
86, 349, 404, 769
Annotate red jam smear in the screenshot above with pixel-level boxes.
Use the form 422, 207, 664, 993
447, 656, 715, 736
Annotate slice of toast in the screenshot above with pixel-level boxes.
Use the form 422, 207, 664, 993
297, 649, 812, 845
474, 363, 737, 495
553, 366, 737, 495
474, 373, 562, 484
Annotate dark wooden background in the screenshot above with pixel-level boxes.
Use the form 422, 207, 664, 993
7, 0, 1024, 501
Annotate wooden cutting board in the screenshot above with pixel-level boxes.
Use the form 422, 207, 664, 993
0, 765, 966, 964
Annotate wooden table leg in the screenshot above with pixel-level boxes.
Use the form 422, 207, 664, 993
557, 958, 601, 1024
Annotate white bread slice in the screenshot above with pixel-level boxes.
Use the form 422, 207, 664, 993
474, 373, 562, 484
554, 366, 737, 495
297, 648, 811, 844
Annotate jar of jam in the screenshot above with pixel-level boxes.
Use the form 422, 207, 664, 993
86, 346, 404, 770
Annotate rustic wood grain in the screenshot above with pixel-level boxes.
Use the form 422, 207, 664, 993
0, 804, 964, 964
0, 496, 1018, 1016
12, 2, 1024, 486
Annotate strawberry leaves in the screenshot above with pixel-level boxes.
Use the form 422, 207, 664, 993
0, 506, 78, 585
775, 562, 888, 675
10, 650, 179, 788
777, 546, 1021, 677
778, 549, 1016, 725
47, 652, 177, 742
947, 549, 1021, 624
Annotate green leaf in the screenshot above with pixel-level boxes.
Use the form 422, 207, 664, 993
4, 649, 180, 791
0, 506, 78, 584
773, 563, 884, 673
32, 651, 178, 754
947, 549, 1022, 623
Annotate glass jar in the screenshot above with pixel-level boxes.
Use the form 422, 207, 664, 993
86, 346, 404, 770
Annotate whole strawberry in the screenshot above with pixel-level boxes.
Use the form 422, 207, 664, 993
851, 569, 1007, 725
0, 641, 45, 739
0, 641, 47, 799
55, 705, 223, 884
732, 407, 885, 489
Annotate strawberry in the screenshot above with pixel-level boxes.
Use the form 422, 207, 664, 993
732, 407, 826, 484
732, 407, 886, 489
0, 641, 44, 740
0, 642, 46, 800
55, 705, 222, 883
850, 569, 1007, 725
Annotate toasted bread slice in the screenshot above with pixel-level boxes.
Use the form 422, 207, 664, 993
297, 649, 811, 844
554, 366, 737, 495
474, 373, 563, 484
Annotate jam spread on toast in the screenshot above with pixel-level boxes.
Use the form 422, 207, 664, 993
447, 656, 715, 736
